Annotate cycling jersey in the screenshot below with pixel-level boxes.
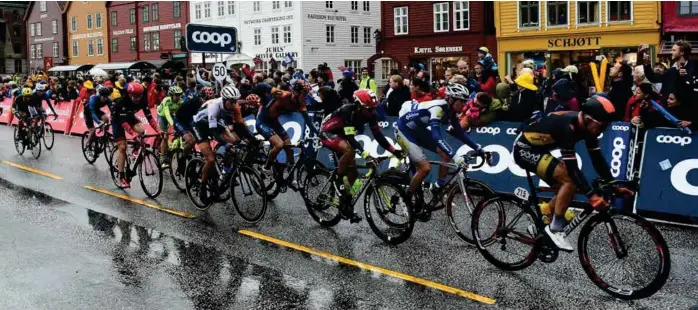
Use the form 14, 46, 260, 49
320, 103, 394, 154
87, 95, 112, 127
256, 88, 318, 140
111, 94, 155, 141
173, 95, 203, 134
514, 111, 613, 196
156, 96, 184, 132
12, 96, 31, 114
192, 98, 252, 143
396, 99, 479, 159
29, 92, 57, 117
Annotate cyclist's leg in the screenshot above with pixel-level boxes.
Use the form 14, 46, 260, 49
191, 121, 214, 185
112, 116, 130, 187
320, 134, 355, 192
548, 162, 575, 230
396, 127, 431, 196
84, 106, 97, 143
272, 121, 294, 166
157, 115, 169, 164
256, 117, 282, 168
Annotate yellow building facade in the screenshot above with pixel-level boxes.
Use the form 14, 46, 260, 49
65, 1, 109, 65
494, 1, 661, 78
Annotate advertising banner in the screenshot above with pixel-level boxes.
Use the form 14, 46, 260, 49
69, 104, 159, 138
243, 112, 306, 163
185, 24, 238, 53
0, 98, 13, 124
43, 100, 76, 133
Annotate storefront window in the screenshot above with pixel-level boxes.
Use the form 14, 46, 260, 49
431, 56, 468, 81
608, 1, 631, 22
519, 1, 539, 28
577, 1, 600, 24
547, 1, 567, 26
381, 59, 398, 80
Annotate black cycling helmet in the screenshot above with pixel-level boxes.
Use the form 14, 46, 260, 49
97, 86, 111, 97
581, 96, 615, 123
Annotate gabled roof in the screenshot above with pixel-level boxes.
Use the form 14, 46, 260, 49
24, 1, 67, 22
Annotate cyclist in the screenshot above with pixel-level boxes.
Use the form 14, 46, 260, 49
320, 89, 404, 222
113, 82, 160, 189
191, 85, 254, 204
395, 83, 486, 216
11, 88, 34, 140
156, 85, 184, 168
512, 96, 627, 251
30, 83, 58, 122
171, 86, 212, 174
85, 86, 113, 146
256, 80, 319, 176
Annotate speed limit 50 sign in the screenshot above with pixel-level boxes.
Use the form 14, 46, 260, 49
212, 63, 227, 82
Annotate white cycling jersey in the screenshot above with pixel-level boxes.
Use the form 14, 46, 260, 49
193, 98, 224, 128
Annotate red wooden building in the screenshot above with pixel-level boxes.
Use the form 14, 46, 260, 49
372, 1, 496, 82
659, 1, 698, 60
107, 1, 188, 65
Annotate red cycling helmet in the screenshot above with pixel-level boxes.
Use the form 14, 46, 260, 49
292, 80, 311, 93
127, 82, 144, 95
201, 87, 214, 100
353, 89, 378, 108
245, 94, 261, 107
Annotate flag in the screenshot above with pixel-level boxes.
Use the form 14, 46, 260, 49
282, 53, 295, 66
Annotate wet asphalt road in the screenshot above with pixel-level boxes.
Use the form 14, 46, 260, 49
0, 125, 697, 310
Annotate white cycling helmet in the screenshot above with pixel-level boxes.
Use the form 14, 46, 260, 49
35, 83, 46, 91
445, 83, 469, 101
221, 85, 241, 100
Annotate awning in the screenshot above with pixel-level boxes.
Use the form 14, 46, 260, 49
48, 64, 94, 72
225, 53, 254, 67
145, 59, 169, 68
659, 40, 698, 55
93, 61, 157, 71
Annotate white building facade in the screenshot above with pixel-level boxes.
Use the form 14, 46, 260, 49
189, 1, 381, 80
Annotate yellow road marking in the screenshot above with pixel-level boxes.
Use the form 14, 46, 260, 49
238, 229, 496, 305
2, 160, 63, 180
84, 186, 196, 219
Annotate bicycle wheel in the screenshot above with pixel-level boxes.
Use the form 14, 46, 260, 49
471, 194, 538, 271
303, 169, 342, 227
364, 181, 413, 245
578, 211, 671, 300
231, 166, 268, 223
104, 137, 115, 168
42, 122, 54, 150
137, 149, 163, 198
446, 179, 496, 245
169, 148, 186, 192
30, 128, 42, 159
81, 131, 98, 164
185, 157, 213, 210
13, 127, 25, 155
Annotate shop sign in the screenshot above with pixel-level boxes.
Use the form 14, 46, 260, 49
548, 36, 601, 50
143, 23, 181, 32
34, 37, 55, 43
414, 46, 463, 54
244, 15, 294, 25
71, 32, 103, 40
255, 46, 299, 60
307, 14, 347, 22
112, 29, 134, 36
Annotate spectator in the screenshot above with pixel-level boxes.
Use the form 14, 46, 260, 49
410, 78, 432, 103
383, 75, 411, 116
457, 59, 470, 77
458, 92, 497, 130
667, 92, 697, 130
544, 79, 579, 114
474, 63, 496, 98
654, 62, 668, 75
607, 61, 634, 121
359, 67, 377, 94
644, 40, 698, 105
338, 72, 359, 104
501, 72, 540, 122
629, 82, 663, 128
317, 87, 341, 114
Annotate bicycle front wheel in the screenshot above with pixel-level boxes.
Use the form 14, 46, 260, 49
231, 166, 268, 223
446, 179, 496, 245
578, 211, 671, 300
30, 129, 42, 159
364, 181, 413, 245
169, 148, 186, 192
138, 150, 163, 198
303, 169, 342, 227
81, 131, 98, 164
185, 157, 213, 210
43, 122, 54, 150
104, 137, 115, 168
14, 127, 25, 155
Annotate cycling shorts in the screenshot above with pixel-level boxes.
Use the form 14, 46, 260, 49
173, 118, 191, 135
84, 107, 105, 129
157, 115, 170, 132
319, 132, 348, 155
112, 114, 141, 141
191, 120, 225, 144
512, 137, 560, 184
256, 116, 288, 140
394, 125, 437, 163
28, 106, 45, 118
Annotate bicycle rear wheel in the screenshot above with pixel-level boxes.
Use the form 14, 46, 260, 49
104, 137, 115, 168
185, 157, 213, 210
578, 211, 671, 300
81, 131, 98, 164
14, 127, 25, 155
364, 181, 413, 245
446, 179, 496, 245
231, 166, 268, 223
138, 149, 163, 198
30, 128, 42, 159
471, 194, 538, 271
303, 169, 342, 227
43, 122, 54, 150
169, 148, 186, 192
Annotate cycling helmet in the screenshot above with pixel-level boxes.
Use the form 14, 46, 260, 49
353, 89, 378, 108
83, 81, 94, 90
291, 79, 311, 93
245, 94, 261, 107
221, 85, 241, 100
200, 87, 214, 100
35, 83, 46, 92
445, 83, 470, 101
22, 88, 32, 97
168, 85, 183, 96
97, 86, 111, 97
127, 82, 144, 95
581, 96, 615, 123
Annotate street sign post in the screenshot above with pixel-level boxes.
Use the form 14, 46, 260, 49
212, 63, 227, 83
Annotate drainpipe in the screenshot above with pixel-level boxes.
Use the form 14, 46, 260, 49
135, 1, 140, 61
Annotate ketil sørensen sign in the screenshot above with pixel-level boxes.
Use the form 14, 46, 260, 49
185, 24, 238, 53
212, 63, 227, 82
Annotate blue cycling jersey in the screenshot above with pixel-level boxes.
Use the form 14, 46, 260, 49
88, 95, 112, 123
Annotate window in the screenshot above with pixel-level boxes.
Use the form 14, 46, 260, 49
218, 1, 224, 16
363, 1, 370, 12
519, 1, 539, 28
87, 14, 93, 29
30, 23, 35, 37
195, 4, 201, 19
351, 1, 358, 11
271, 26, 279, 44
350, 26, 358, 43
577, 1, 600, 24
152, 32, 160, 51
144, 33, 151, 51
52, 19, 57, 34
36, 44, 42, 58
30, 45, 35, 59
283, 25, 291, 43
111, 11, 117, 26
173, 2, 181, 18
363, 27, 371, 44
547, 1, 567, 26
97, 39, 104, 55
608, 1, 631, 22
71, 17, 77, 32
143, 5, 149, 22
254, 1, 260, 12
344, 60, 361, 73
273, 1, 280, 10
394, 7, 408, 35
284, 1, 292, 8
453, 1, 470, 30
88, 39, 94, 56
381, 59, 398, 80
152, 4, 159, 21
228, 1, 235, 15
111, 38, 118, 52
433, 2, 449, 32
96, 13, 102, 28
326, 1, 333, 9
325, 25, 334, 43
679, 1, 698, 16
254, 28, 261, 45
130, 36, 136, 51
36, 22, 42, 36
52, 42, 58, 58
174, 29, 182, 48
129, 8, 136, 24
72, 41, 78, 57
40, 1, 46, 12
204, 2, 211, 18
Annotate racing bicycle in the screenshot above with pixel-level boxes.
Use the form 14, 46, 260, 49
470, 174, 670, 300
109, 134, 163, 198
13, 113, 41, 158
82, 122, 115, 166
264, 138, 328, 201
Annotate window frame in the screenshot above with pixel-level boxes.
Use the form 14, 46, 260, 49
30, 45, 36, 59
228, 1, 235, 15
52, 42, 59, 58
31, 23, 35, 37
606, 1, 633, 24
576, 1, 601, 26
88, 39, 94, 56
195, 3, 201, 19
36, 43, 42, 59
204, 2, 211, 18
36, 22, 42, 36
363, 26, 371, 44
130, 36, 137, 51
71, 17, 77, 32
363, 1, 370, 12
394, 6, 408, 35
152, 3, 159, 21
97, 38, 104, 56
254, 28, 261, 45
218, 1, 225, 16
351, 1, 358, 11
285, 1, 292, 9
344, 60, 362, 73
271, 26, 279, 44
253, 1, 260, 12
453, 1, 470, 31
72, 41, 78, 57
678, 1, 698, 16
173, 2, 181, 18
272, 1, 280, 10
174, 29, 182, 49
142, 5, 149, 23
129, 8, 136, 24
518, 1, 541, 29
111, 11, 118, 27
87, 14, 93, 30
40, 1, 47, 12
96, 12, 103, 29
433, 2, 450, 33
111, 38, 118, 53
546, 0, 569, 28
381, 59, 398, 81
326, 1, 333, 9
325, 24, 335, 44
350, 26, 358, 44
283, 25, 291, 44
52, 19, 57, 34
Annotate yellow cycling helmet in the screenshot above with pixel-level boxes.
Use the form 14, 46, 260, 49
83, 81, 94, 90
22, 88, 32, 97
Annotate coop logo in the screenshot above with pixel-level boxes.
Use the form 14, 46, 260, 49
506, 128, 518, 135
612, 125, 629, 131
191, 31, 233, 48
475, 127, 500, 135
656, 135, 692, 146
610, 137, 625, 177
670, 159, 698, 196
186, 24, 238, 53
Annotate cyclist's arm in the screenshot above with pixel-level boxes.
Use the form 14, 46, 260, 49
162, 100, 175, 126
447, 113, 481, 151
300, 110, 319, 136
43, 93, 58, 116
560, 146, 594, 196
585, 137, 614, 181
427, 107, 456, 157
88, 97, 102, 124
207, 101, 221, 129
368, 119, 396, 152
